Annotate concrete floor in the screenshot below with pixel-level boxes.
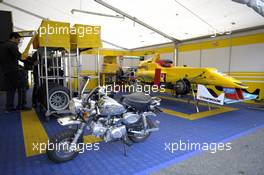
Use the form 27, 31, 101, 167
153, 128, 264, 175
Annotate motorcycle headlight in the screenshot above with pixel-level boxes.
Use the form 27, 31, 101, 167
69, 98, 83, 114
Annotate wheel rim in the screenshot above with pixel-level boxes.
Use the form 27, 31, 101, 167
49, 90, 69, 111
176, 81, 185, 91
175, 80, 188, 94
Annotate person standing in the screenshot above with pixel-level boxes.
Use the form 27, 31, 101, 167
0, 32, 31, 112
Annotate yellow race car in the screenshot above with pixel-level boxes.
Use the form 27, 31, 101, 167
136, 54, 248, 95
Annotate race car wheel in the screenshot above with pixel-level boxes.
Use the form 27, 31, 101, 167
174, 79, 191, 95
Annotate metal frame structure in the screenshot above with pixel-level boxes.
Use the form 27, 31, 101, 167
37, 46, 101, 120
189, 85, 212, 113
37, 47, 70, 119
71, 9, 124, 19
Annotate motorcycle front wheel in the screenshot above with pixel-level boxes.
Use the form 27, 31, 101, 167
47, 129, 83, 163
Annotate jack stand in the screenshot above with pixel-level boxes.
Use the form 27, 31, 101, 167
207, 102, 212, 111
191, 88, 200, 113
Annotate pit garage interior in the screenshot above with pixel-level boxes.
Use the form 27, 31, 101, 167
0, 0, 264, 175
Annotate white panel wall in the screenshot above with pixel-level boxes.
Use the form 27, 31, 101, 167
122, 58, 139, 67
201, 48, 230, 72
131, 59, 140, 67
78, 43, 264, 73
160, 53, 174, 61
77, 55, 140, 71
144, 54, 154, 60
79, 54, 103, 71
178, 43, 264, 73
230, 43, 264, 72
123, 59, 131, 67
178, 50, 200, 67
143, 53, 174, 62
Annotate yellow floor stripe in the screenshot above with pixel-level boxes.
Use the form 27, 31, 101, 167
83, 135, 102, 144
188, 107, 238, 120
162, 107, 238, 120
21, 109, 49, 157
20, 110, 103, 157
162, 108, 190, 120
159, 96, 238, 120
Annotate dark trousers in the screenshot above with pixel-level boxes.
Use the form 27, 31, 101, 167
6, 88, 15, 109
6, 88, 27, 109
5, 69, 27, 109
18, 88, 27, 107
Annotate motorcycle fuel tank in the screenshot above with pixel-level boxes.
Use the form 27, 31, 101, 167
98, 96, 126, 116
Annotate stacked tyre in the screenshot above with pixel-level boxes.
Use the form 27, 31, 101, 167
38, 83, 70, 111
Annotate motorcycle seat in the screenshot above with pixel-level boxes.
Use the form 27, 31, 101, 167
122, 92, 151, 111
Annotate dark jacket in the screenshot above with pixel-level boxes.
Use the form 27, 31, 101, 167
0, 40, 21, 74
0, 41, 27, 89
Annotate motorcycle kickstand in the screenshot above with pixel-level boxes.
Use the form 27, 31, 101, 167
123, 143, 128, 157
122, 136, 132, 157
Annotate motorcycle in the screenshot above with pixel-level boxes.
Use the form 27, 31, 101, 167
47, 76, 162, 163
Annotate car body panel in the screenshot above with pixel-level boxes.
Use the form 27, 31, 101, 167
136, 54, 248, 89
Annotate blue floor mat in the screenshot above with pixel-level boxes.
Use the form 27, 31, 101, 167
0, 92, 264, 175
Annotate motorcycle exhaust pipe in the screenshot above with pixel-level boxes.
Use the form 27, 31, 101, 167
129, 120, 160, 135
146, 127, 159, 132
57, 116, 82, 126
129, 127, 159, 135
146, 120, 160, 132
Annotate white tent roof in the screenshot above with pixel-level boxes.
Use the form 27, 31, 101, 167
1, 0, 264, 49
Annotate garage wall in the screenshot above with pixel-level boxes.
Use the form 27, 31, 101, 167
73, 54, 103, 72
201, 47, 230, 72
122, 58, 140, 68
78, 55, 140, 71
178, 50, 201, 67
230, 43, 264, 72
160, 53, 174, 61
177, 43, 264, 73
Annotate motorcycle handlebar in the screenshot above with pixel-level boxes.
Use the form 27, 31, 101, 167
81, 76, 91, 95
